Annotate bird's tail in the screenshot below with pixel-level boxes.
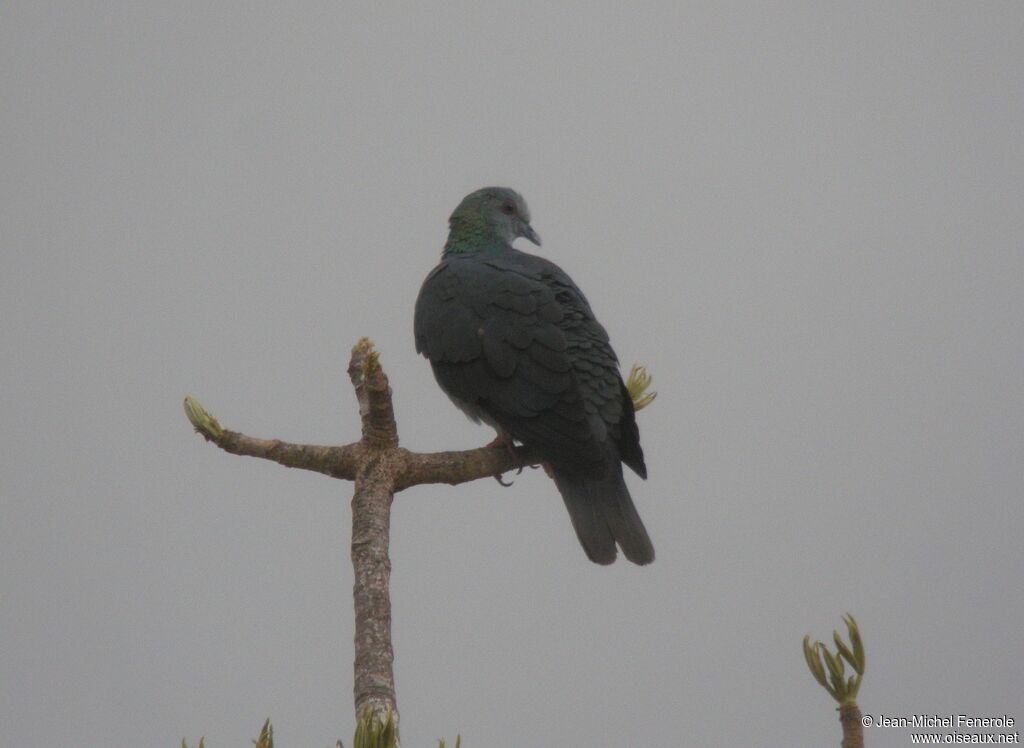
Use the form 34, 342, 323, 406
551, 465, 655, 565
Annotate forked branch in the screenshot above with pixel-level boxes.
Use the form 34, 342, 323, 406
184, 337, 657, 742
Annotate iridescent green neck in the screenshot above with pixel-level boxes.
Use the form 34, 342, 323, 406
443, 217, 507, 256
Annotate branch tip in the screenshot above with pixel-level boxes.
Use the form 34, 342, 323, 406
363, 348, 381, 376
351, 336, 375, 359
183, 396, 224, 441
626, 363, 657, 411
803, 614, 865, 706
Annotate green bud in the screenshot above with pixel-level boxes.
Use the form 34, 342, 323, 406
183, 396, 224, 441
845, 614, 865, 674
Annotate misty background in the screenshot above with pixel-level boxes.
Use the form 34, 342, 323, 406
2, 3, 1021, 746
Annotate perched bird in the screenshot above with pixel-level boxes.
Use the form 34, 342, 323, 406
414, 187, 654, 565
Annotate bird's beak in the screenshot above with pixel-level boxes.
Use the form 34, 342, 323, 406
522, 224, 542, 246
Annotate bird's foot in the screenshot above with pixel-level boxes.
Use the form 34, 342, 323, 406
487, 431, 525, 486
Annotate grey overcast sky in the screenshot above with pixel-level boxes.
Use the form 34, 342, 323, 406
2, 3, 1022, 746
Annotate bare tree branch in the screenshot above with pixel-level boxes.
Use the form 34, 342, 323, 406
184, 337, 655, 743
839, 702, 865, 748
393, 445, 537, 491
348, 338, 399, 450
184, 396, 362, 479
183, 339, 533, 742
347, 339, 400, 733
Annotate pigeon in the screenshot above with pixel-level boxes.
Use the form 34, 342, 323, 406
414, 187, 654, 565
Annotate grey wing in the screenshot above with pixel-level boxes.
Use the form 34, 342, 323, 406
414, 257, 602, 468
540, 267, 646, 479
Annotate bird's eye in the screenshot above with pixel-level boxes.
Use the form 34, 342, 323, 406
501, 203, 516, 215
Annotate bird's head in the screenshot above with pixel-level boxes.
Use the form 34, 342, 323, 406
447, 187, 541, 250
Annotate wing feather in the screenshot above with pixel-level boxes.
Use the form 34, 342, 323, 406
414, 249, 644, 476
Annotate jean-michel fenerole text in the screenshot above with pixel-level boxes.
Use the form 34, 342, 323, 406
876, 715, 1015, 729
